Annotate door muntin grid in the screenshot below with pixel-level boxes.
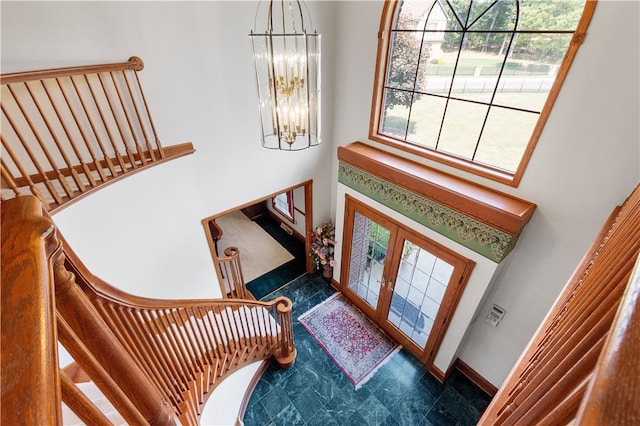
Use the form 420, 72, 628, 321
388, 239, 454, 349
347, 211, 391, 310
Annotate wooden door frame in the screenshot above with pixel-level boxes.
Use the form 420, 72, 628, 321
339, 194, 475, 371
202, 180, 314, 297
339, 195, 400, 320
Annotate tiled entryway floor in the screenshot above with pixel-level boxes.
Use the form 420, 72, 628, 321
243, 273, 492, 426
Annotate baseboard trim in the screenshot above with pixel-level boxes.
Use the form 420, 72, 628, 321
429, 364, 447, 383
236, 360, 270, 421
267, 210, 305, 242
453, 358, 498, 397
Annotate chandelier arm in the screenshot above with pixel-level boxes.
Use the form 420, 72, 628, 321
266, 34, 283, 149
253, 0, 264, 32
268, 1, 274, 33
295, 0, 305, 33
280, 0, 286, 34
300, 0, 312, 33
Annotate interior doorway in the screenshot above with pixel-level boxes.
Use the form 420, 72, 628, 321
202, 180, 313, 299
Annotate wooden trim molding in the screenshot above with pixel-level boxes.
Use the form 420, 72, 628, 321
453, 358, 498, 397
337, 142, 536, 262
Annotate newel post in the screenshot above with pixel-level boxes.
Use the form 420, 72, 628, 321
274, 297, 296, 368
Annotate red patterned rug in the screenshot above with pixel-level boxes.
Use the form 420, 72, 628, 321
298, 293, 401, 389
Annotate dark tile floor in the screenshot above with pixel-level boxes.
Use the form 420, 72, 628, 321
245, 214, 307, 299
242, 273, 492, 426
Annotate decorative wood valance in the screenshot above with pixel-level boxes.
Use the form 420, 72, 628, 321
337, 142, 536, 262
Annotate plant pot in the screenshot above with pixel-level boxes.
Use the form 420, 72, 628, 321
322, 264, 333, 279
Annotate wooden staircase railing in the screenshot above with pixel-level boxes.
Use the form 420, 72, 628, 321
478, 183, 640, 425
1, 57, 195, 213
205, 218, 251, 299
1, 196, 296, 425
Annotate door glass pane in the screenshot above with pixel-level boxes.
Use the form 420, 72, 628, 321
347, 212, 390, 310
388, 240, 454, 349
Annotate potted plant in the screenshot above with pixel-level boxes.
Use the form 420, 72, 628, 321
311, 221, 335, 278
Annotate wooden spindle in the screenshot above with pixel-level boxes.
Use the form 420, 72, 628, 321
59, 372, 112, 426
38, 79, 93, 190
57, 316, 148, 426
16, 83, 76, 197
83, 74, 127, 172
123, 69, 156, 160
108, 71, 147, 165
69, 75, 118, 178
54, 76, 103, 184
96, 73, 137, 170
1, 104, 62, 204
131, 64, 165, 158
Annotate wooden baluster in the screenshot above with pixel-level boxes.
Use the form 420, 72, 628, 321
54, 76, 104, 184
59, 372, 112, 426
36, 79, 91, 191
535, 375, 591, 426
0, 160, 21, 197
123, 69, 156, 160
96, 73, 138, 169
69, 75, 118, 178
53, 250, 178, 426
1, 104, 62, 204
9, 83, 75, 198
108, 71, 147, 165
575, 254, 640, 425
1, 154, 50, 207
132, 65, 165, 158
170, 309, 202, 374
121, 308, 183, 403
82, 74, 127, 172
139, 310, 187, 393
57, 316, 148, 425
156, 311, 197, 382
100, 303, 178, 410
168, 309, 206, 371
196, 307, 226, 361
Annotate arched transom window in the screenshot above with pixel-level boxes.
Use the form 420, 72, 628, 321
370, 0, 596, 186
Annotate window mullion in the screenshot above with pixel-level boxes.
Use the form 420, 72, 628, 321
472, 2, 521, 161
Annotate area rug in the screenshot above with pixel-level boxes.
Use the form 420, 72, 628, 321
216, 211, 294, 282
299, 293, 401, 389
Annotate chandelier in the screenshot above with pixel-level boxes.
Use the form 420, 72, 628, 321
250, 1, 321, 150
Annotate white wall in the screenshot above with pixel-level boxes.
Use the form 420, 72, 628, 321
2, 0, 639, 391
330, 0, 639, 386
1, 1, 338, 299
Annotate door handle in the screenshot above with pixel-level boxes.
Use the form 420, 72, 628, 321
387, 279, 394, 292
380, 275, 386, 288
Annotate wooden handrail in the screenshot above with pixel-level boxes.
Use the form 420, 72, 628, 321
1, 196, 296, 425
478, 184, 640, 425
0, 57, 195, 213
1, 57, 145, 84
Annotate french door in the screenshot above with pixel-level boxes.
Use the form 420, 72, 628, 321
340, 196, 475, 370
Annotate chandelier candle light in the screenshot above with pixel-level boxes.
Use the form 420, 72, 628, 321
250, 0, 321, 150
